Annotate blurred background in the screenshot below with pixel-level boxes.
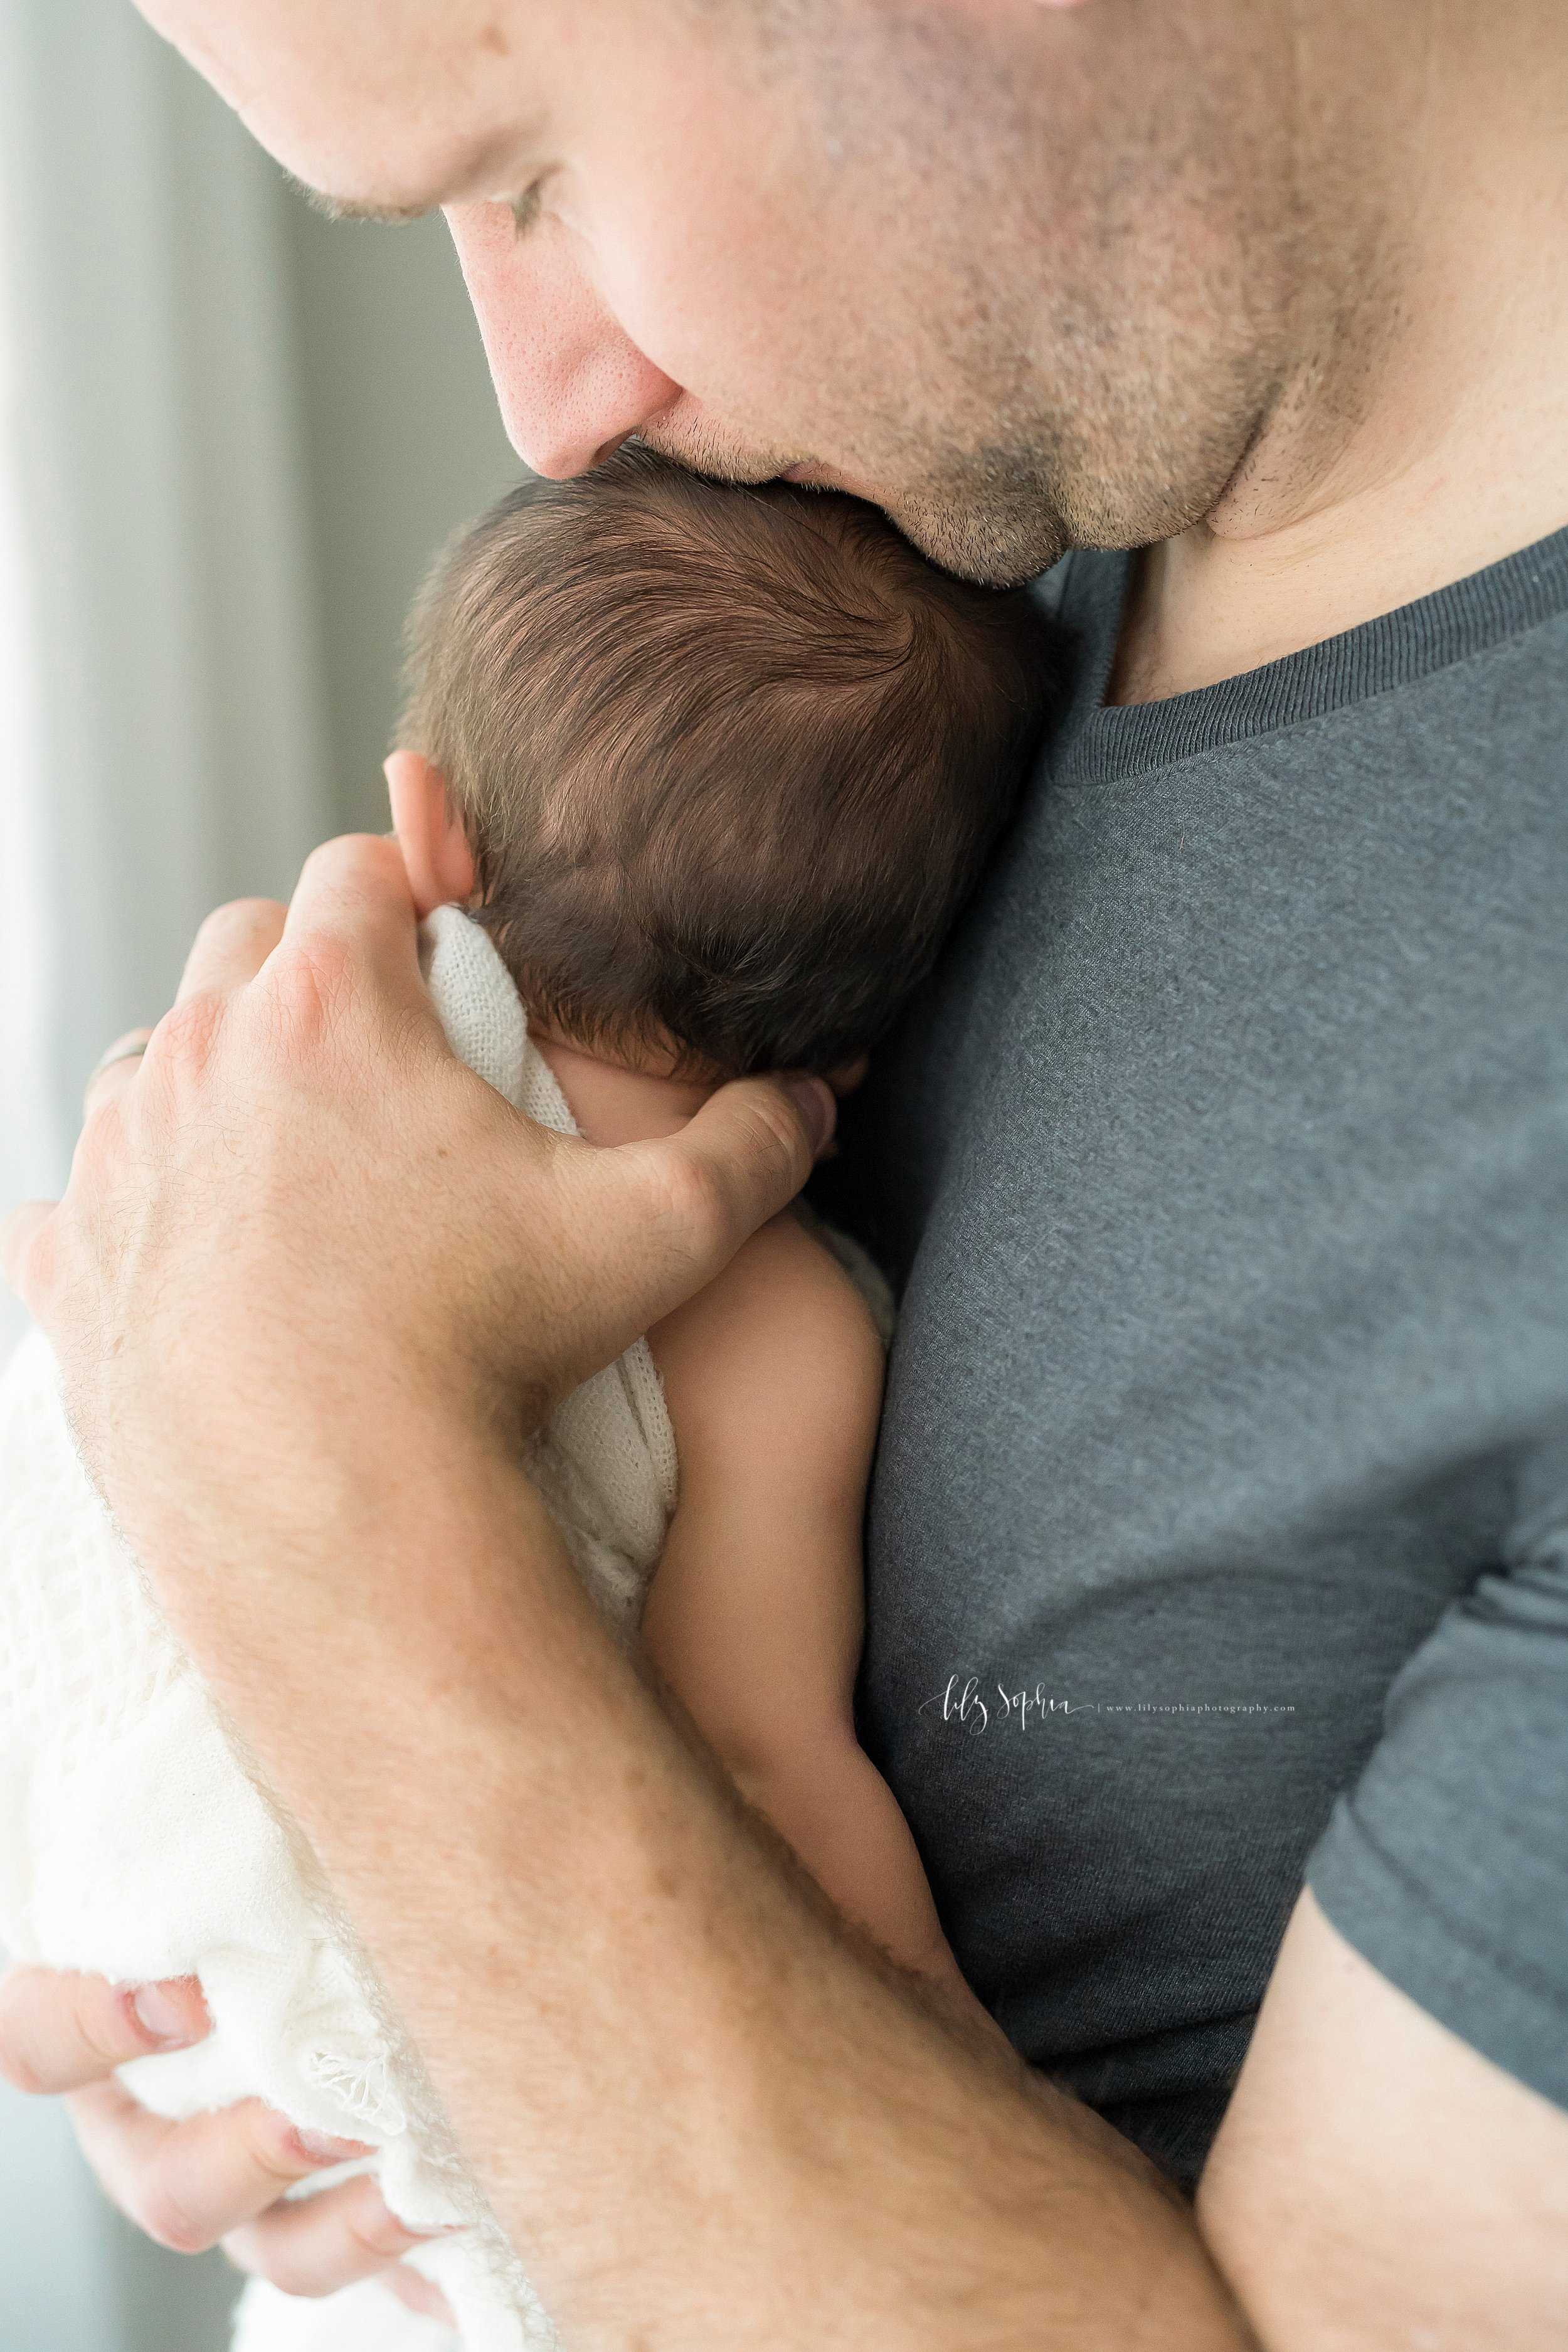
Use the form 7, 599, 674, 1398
1, 0, 521, 2340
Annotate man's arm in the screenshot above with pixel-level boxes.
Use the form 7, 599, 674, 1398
1199, 1890, 1568, 2350
186, 1366, 1242, 2349
0, 838, 1249, 2347
7, 845, 1559, 2345
214, 1439, 1568, 2349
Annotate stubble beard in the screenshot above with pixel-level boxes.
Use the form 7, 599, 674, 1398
671, 1, 1321, 588
883, 346, 1287, 589
854, 189, 1303, 588
644, 315, 1286, 593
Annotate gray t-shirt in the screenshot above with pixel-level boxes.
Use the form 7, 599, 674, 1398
825, 529, 1568, 2190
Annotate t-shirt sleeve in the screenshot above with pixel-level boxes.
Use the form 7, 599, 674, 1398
1306, 1428, 1568, 2108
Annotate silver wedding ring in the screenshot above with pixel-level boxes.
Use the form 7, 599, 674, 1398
84, 1037, 151, 1109
90, 1040, 149, 1078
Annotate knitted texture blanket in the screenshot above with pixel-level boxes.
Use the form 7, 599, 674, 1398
0, 907, 679, 2352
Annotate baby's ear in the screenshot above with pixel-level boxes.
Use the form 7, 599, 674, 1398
384, 749, 476, 918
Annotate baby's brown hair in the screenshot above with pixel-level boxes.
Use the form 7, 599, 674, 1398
398, 447, 1054, 1078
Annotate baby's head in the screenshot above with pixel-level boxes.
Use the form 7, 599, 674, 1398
392, 448, 1054, 1082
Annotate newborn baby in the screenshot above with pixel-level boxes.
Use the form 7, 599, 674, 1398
389, 448, 1052, 2030
0, 449, 1051, 2349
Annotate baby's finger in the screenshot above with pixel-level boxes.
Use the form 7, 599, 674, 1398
385, 2264, 458, 2323
0, 1968, 208, 2096
222, 2171, 447, 2300
825, 1052, 871, 1098
173, 896, 287, 1005
66, 2080, 368, 2255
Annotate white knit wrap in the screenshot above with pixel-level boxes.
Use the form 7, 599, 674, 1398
0, 908, 679, 2352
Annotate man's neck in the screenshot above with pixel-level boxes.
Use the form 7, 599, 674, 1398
1109, 10, 1568, 707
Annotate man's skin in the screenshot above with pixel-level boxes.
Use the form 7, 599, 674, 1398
3, 0, 1568, 2343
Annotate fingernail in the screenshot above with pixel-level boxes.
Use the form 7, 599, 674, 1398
786, 1074, 835, 1158
366, 2185, 455, 2238
293, 2127, 373, 2166
130, 1984, 196, 2049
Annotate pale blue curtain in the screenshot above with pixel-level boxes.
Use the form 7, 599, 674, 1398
0, 0, 331, 1359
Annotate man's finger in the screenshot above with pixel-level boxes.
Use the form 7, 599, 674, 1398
222, 2171, 445, 2299
592, 1069, 834, 1342
173, 896, 287, 1006
82, 1029, 155, 1117
282, 832, 415, 945
0, 1200, 53, 1308
0, 1967, 209, 2095
66, 2079, 369, 2256
279, 835, 430, 999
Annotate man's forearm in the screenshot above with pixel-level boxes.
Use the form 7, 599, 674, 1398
174, 1426, 1253, 2351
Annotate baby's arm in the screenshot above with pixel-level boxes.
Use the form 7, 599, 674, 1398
643, 1212, 995, 2038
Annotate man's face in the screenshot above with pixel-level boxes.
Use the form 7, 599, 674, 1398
140, 0, 1315, 584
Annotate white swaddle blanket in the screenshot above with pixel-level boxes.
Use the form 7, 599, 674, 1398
0, 907, 680, 2352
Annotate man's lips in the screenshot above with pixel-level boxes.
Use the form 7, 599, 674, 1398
780, 460, 852, 490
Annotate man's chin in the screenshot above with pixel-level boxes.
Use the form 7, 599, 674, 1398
884, 484, 1073, 590
634, 426, 1076, 588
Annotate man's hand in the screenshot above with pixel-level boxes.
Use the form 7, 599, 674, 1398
0, 834, 832, 1660
0, 1966, 440, 2303
0, 837, 1245, 2348
0, 837, 825, 2331
8, 836, 1544, 2349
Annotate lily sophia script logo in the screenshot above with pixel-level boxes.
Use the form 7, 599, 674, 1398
919, 1675, 1296, 1733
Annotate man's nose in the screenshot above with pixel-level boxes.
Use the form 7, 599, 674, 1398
445, 204, 679, 479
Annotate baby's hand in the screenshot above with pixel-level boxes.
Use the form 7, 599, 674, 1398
0, 1964, 434, 2299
